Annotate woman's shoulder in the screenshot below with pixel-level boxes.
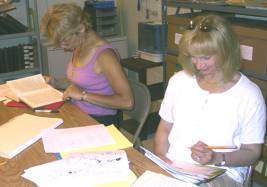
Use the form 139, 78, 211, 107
169, 70, 194, 82
237, 74, 265, 102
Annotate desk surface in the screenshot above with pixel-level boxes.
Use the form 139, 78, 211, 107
0, 102, 168, 186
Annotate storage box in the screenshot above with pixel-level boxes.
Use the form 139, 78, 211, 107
165, 54, 182, 81
230, 18, 267, 75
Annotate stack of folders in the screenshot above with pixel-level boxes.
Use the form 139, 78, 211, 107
139, 146, 226, 185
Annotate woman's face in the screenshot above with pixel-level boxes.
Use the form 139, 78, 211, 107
60, 33, 80, 49
191, 55, 218, 76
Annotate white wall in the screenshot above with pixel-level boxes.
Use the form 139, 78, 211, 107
121, 0, 162, 57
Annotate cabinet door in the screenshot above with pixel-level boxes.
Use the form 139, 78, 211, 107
43, 47, 72, 79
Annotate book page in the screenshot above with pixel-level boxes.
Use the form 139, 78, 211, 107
20, 87, 63, 108
6, 74, 63, 108
6, 74, 47, 96
0, 113, 63, 159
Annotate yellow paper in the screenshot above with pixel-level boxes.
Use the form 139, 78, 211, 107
97, 170, 137, 187
60, 125, 133, 158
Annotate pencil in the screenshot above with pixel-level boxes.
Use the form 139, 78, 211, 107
207, 146, 237, 149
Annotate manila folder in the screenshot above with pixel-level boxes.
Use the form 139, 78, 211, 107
0, 113, 63, 159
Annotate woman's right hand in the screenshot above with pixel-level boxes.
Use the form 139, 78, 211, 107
43, 75, 55, 86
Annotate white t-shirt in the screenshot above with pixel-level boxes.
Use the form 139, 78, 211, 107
159, 70, 266, 184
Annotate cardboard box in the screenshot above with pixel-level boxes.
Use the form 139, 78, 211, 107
230, 18, 267, 75
165, 54, 182, 81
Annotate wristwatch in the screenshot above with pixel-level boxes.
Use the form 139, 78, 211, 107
80, 91, 87, 101
217, 153, 226, 166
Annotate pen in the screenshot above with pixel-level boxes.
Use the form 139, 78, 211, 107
34, 109, 59, 113
207, 146, 237, 149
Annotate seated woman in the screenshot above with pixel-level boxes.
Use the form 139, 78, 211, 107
40, 3, 133, 126
154, 15, 266, 187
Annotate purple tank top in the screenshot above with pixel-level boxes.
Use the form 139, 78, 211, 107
67, 43, 117, 116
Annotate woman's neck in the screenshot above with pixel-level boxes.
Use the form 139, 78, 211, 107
197, 72, 240, 93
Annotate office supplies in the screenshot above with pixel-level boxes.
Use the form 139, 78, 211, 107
22, 150, 137, 187
207, 146, 237, 149
5, 74, 63, 108
0, 113, 63, 159
34, 109, 59, 113
139, 146, 226, 185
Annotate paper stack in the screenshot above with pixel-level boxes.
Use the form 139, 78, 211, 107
22, 150, 137, 187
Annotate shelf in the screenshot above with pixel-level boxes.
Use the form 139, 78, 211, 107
0, 32, 36, 40
0, 0, 42, 82
0, 68, 40, 83
165, 1, 267, 17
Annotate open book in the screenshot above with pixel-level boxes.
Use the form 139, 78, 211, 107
0, 113, 63, 159
6, 74, 63, 108
139, 146, 226, 185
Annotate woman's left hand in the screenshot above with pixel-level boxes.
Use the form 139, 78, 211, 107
190, 141, 215, 165
63, 84, 83, 101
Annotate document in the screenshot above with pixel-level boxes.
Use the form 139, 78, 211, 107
139, 146, 226, 185
22, 150, 137, 187
131, 170, 197, 187
60, 125, 133, 158
0, 113, 63, 159
42, 124, 116, 153
6, 74, 63, 108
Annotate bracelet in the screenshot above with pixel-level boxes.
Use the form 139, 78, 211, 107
80, 91, 87, 101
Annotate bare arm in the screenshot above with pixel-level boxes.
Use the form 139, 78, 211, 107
154, 119, 173, 164
190, 141, 262, 166
63, 48, 134, 110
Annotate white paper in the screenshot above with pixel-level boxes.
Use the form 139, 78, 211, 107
240, 44, 253, 61
175, 33, 183, 45
131, 170, 197, 187
22, 150, 131, 187
42, 124, 116, 153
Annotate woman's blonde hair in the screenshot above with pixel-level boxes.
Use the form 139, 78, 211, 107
178, 15, 240, 81
40, 3, 92, 47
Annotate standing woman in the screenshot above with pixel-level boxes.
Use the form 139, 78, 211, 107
40, 3, 133, 125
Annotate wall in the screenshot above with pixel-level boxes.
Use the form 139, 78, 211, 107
120, 0, 162, 57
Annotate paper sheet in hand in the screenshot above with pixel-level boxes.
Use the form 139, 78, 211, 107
42, 124, 116, 153
0, 113, 63, 159
139, 146, 226, 185
131, 170, 197, 187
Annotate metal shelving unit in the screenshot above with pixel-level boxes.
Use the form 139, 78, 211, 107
0, 0, 42, 83
162, 0, 267, 82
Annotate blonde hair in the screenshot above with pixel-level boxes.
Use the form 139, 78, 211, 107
40, 3, 92, 47
178, 15, 240, 81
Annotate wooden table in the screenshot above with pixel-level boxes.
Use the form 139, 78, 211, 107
0, 102, 168, 187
